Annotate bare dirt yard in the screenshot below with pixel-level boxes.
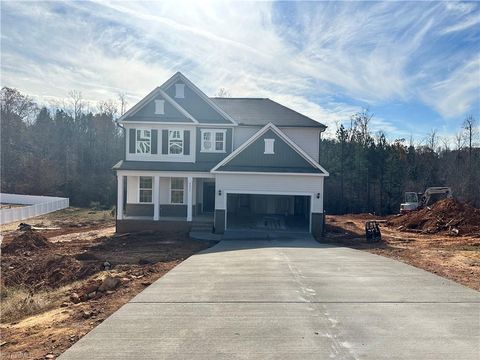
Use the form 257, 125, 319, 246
0, 208, 216, 359
324, 199, 480, 291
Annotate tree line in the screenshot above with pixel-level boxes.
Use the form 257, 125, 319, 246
1, 87, 479, 213
320, 111, 480, 214
1, 87, 124, 207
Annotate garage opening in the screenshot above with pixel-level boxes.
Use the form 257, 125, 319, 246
226, 194, 310, 232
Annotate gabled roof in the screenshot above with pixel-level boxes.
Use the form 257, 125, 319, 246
210, 98, 327, 129
160, 72, 237, 125
118, 87, 198, 123
211, 123, 329, 176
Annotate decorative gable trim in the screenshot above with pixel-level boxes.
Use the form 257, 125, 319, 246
211, 123, 329, 176
160, 72, 238, 125
117, 87, 198, 123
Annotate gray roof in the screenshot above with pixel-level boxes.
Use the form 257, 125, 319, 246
210, 98, 326, 128
113, 160, 216, 172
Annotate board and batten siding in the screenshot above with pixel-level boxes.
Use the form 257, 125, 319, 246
233, 126, 321, 161
214, 173, 324, 213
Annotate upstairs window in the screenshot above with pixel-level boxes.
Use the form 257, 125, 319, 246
155, 99, 164, 114
136, 129, 151, 154
175, 84, 185, 98
264, 138, 275, 154
139, 176, 153, 203
201, 129, 226, 153
170, 178, 184, 204
168, 130, 183, 154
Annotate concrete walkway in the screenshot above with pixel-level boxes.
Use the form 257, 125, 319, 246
60, 237, 480, 359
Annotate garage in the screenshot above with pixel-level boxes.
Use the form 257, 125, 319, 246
226, 193, 310, 232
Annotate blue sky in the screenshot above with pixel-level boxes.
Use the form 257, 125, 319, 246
1, 1, 479, 142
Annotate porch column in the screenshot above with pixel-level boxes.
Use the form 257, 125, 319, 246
117, 175, 124, 220
153, 175, 160, 221
187, 176, 193, 222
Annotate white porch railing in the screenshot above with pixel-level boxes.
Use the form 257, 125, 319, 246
0, 193, 69, 225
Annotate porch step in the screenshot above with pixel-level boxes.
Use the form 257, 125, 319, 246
190, 222, 214, 233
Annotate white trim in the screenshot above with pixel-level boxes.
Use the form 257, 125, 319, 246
117, 170, 214, 178
200, 129, 227, 153
187, 176, 193, 221
153, 175, 160, 220
160, 72, 238, 125
212, 171, 327, 177
223, 190, 313, 232
168, 129, 184, 155
264, 138, 275, 154
211, 123, 329, 176
120, 121, 235, 126
117, 175, 124, 220
158, 89, 198, 123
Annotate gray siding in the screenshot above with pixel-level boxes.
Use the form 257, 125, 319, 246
164, 83, 231, 124
217, 129, 322, 173
127, 96, 193, 122
195, 128, 233, 164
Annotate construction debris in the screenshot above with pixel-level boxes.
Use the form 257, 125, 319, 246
388, 198, 480, 236
1, 230, 51, 254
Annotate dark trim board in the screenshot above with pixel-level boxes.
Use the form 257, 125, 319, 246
116, 220, 191, 233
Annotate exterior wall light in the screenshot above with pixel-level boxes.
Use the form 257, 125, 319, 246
218, 190, 222, 196
316, 193, 320, 199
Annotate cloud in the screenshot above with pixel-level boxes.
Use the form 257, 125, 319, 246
1, 0, 478, 135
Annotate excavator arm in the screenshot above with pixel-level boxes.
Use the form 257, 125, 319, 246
419, 187, 453, 208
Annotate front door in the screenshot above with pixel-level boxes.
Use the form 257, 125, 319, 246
203, 182, 215, 213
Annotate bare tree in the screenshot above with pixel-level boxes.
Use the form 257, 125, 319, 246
97, 99, 118, 117
215, 88, 231, 97
426, 129, 438, 152
68, 90, 85, 120
117, 92, 128, 116
463, 115, 477, 163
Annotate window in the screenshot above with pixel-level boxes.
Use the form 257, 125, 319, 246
168, 130, 183, 154
155, 99, 164, 114
170, 178, 184, 204
139, 176, 153, 203
175, 84, 185, 98
201, 129, 226, 152
264, 138, 275, 154
136, 129, 151, 154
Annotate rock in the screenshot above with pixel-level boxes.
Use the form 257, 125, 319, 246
79, 293, 88, 302
98, 276, 121, 292
81, 310, 91, 319
70, 292, 81, 304
141, 281, 152, 286
45, 354, 55, 359
84, 284, 99, 294
60, 302, 69, 308
87, 292, 96, 299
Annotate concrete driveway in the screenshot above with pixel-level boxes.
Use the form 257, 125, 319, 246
60, 237, 480, 359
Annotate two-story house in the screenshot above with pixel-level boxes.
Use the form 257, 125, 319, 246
113, 72, 329, 237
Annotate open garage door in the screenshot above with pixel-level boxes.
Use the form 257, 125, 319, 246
226, 193, 310, 232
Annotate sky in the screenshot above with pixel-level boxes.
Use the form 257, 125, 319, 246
1, 1, 479, 142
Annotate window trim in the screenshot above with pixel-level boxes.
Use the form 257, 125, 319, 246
169, 177, 185, 204
138, 176, 153, 204
136, 129, 152, 154
168, 129, 184, 155
200, 129, 227, 153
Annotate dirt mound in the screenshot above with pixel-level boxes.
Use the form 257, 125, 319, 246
1, 230, 50, 254
387, 198, 480, 235
3, 255, 99, 289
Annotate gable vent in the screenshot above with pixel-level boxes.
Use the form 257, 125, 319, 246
175, 84, 185, 98
155, 99, 164, 114
264, 138, 275, 154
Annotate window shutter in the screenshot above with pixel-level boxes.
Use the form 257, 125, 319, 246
151, 130, 158, 154
162, 130, 168, 154
129, 129, 136, 153
184, 130, 190, 155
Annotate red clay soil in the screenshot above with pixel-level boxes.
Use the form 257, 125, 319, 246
1, 230, 51, 254
387, 198, 480, 236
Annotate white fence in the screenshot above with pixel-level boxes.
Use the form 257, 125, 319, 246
0, 193, 69, 225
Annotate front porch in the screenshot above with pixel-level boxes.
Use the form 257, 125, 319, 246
116, 172, 215, 224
